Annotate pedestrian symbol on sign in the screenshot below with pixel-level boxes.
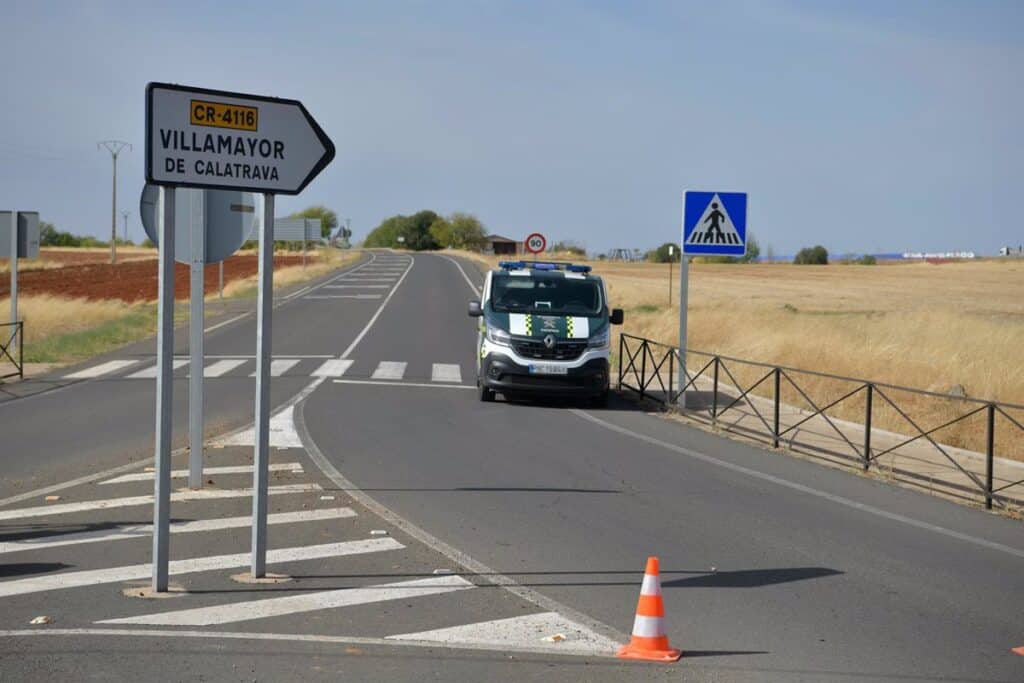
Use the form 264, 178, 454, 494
687, 197, 740, 246
682, 191, 747, 256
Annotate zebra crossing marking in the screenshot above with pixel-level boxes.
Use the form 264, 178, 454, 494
101, 462, 303, 485
64, 360, 140, 380
0, 538, 403, 599
387, 611, 620, 654
372, 361, 407, 380
431, 364, 462, 383
249, 359, 301, 377
312, 359, 354, 378
0, 507, 355, 556
305, 295, 383, 300
326, 285, 390, 289
99, 575, 472, 627
200, 359, 248, 377
0, 484, 322, 522
127, 359, 189, 379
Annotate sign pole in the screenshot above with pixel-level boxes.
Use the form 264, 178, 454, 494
152, 186, 176, 591
677, 255, 689, 408
9, 211, 17, 331
219, 261, 224, 300
251, 192, 275, 578
188, 192, 205, 489
302, 218, 307, 269
668, 245, 674, 306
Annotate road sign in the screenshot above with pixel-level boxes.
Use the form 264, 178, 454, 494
272, 217, 321, 242
146, 83, 335, 195
525, 232, 546, 254
682, 191, 747, 256
0, 211, 40, 259
140, 185, 256, 264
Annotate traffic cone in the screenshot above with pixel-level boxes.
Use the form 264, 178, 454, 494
617, 556, 682, 662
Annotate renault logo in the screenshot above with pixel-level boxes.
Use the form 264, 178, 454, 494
543, 334, 556, 349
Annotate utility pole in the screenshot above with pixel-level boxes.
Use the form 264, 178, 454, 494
98, 140, 132, 264
121, 210, 130, 245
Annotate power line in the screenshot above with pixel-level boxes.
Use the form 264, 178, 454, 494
98, 140, 132, 264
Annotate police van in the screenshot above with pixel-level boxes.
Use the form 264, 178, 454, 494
468, 261, 624, 405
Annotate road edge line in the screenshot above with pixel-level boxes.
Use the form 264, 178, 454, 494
570, 408, 1024, 560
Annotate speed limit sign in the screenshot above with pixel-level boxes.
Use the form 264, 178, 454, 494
525, 232, 547, 254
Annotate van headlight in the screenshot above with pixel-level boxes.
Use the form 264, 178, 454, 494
587, 327, 610, 349
485, 326, 512, 346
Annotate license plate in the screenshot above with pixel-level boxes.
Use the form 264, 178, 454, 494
528, 364, 568, 375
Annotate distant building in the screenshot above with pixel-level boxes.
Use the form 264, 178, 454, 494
485, 234, 520, 255
999, 245, 1024, 257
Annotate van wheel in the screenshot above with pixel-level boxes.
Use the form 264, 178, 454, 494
479, 384, 495, 402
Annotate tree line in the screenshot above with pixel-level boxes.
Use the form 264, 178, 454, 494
363, 210, 489, 251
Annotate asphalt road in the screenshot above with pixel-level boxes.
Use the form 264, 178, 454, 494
1, 250, 1022, 682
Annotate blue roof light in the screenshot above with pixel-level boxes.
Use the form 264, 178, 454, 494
567, 264, 592, 273
498, 260, 593, 274
498, 261, 526, 270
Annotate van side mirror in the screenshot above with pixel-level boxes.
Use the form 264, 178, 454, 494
468, 301, 483, 317
610, 308, 624, 325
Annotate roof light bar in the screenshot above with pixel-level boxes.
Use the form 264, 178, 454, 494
497, 260, 592, 273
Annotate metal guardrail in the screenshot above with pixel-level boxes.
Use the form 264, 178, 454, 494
0, 321, 23, 380
617, 333, 1024, 510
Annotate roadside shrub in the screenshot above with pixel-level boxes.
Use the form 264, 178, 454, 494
794, 245, 829, 265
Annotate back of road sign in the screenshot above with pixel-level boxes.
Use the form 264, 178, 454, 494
682, 191, 747, 256
140, 185, 255, 264
0, 212, 40, 259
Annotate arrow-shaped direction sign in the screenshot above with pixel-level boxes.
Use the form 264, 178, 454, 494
146, 83, 335, 195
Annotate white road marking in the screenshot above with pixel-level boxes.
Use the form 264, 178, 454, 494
371, 361, 407, 380
431, 364, 462, 383
570, 409, 1024, 561
99, 575, 473, 627
0, 508, 355, 556
305, 295, 383, 300
325, 284, 390, 289
64, 360, 140, 380
0, 628, 615, 658
387, 611, 619, 654
0, 538, 403, 599
339, 257, 415, 359
0, 484, 322, 522
203, 312, 250, 334
215, 404, 303, 448
202, 359, 248, 377
101, 462, 303, 485
127, 359, 188, 379
332, 379, 474, 390
312, 359, 354, 378
439, 254, 482, 296
249, 358, 301, 377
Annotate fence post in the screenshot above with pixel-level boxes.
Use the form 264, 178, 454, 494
639, 340, 648, 401
18, 321, 24, 379
617, 334, 623, 391
863, 383, 873, 471
773, 367, 781, 448
711, 357, 719, 424
985, 403, 995, 510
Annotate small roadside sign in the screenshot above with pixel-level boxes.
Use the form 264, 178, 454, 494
682, 191, 747, 256
146, 83, 335, 195
525, 232, 546, 254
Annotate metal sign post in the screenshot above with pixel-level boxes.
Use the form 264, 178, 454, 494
188, 192, 205, 489
145, 81, 334, 588
251, 193, 275, 578
679, 190, 748, 408
152, 187, 176, 591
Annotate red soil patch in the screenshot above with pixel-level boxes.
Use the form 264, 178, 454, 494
38, 249, 158, 266
0, 253, 305, 303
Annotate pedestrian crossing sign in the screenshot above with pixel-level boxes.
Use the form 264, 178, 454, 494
682, 191, 747, 256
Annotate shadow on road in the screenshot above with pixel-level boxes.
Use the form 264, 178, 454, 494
0, 561, 73, 577
663, 567, 842, 588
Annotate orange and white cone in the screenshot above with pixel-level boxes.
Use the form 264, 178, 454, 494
617, 556, 682, 662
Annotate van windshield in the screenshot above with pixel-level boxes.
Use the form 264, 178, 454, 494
490, 274, 603, 316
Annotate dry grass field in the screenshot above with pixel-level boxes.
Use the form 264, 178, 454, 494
452, 251, 1024, 459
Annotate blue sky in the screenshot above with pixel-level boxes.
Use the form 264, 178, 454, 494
2, 1, 1020, 255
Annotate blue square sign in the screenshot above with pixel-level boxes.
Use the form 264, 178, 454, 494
682, 191, 748, 256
